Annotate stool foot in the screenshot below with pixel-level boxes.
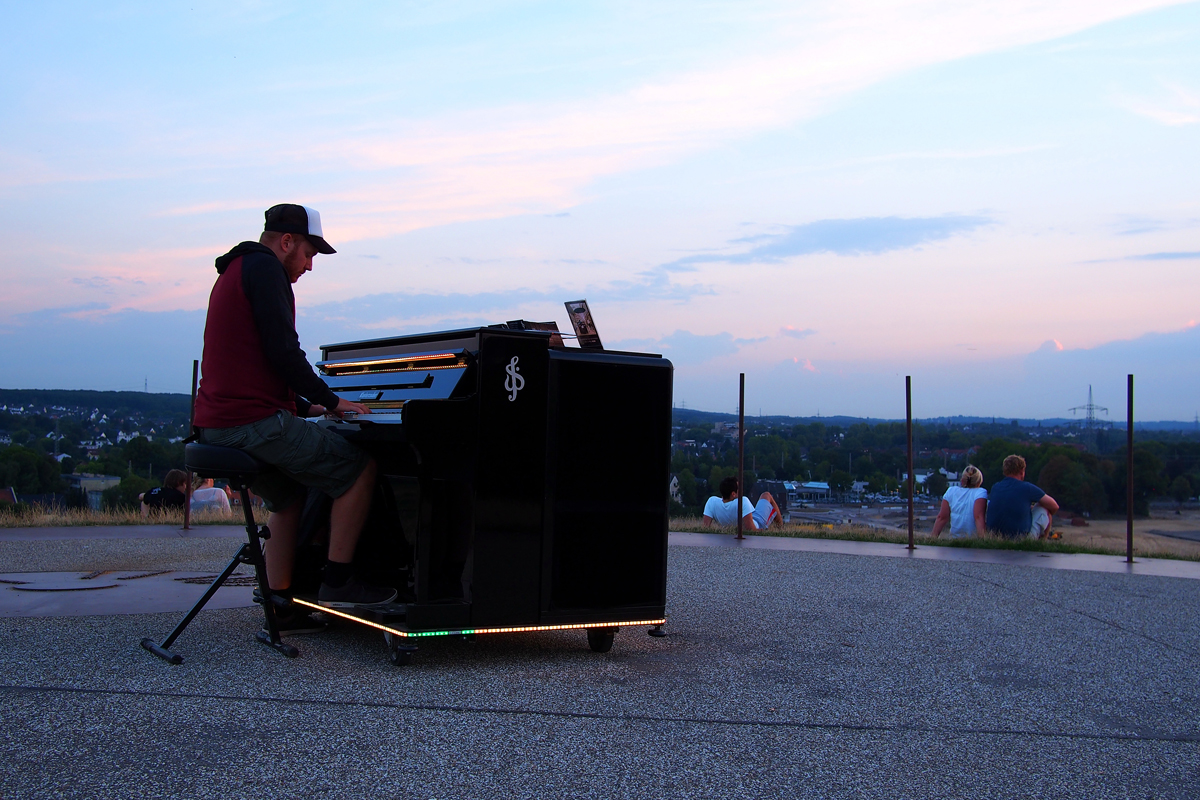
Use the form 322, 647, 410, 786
255, 630, 299, 658
141, 638, 183, 665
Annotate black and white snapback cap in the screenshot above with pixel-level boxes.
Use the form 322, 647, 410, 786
263, 204, 336, 254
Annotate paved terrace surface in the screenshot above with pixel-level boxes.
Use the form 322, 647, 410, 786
1, 530, 1198, 798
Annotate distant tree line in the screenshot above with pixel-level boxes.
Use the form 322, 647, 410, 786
670, 418, 1200, 517
0, 389, 191, 419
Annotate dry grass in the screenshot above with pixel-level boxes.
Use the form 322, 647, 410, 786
0, 505, 269, 528
669, 516, 1200, 561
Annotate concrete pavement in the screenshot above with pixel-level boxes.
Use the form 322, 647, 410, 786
1, 533, 1197, 798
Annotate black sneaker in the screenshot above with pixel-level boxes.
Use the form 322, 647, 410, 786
252, 587, 294, 605
317, 578, 398, 609
265, 611, 328, 636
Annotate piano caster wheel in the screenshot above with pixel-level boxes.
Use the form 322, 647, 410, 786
384, 631, 416, 667
648, 625, 667, 638
586, 627, 617, 653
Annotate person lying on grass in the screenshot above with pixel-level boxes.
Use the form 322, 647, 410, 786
702, 476, 783, 531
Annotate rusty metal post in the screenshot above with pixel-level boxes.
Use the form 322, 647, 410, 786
906, 376, 914, 550
1127, 373, 1134, 563
736, 373, 746, 541
183, 359, 198, 532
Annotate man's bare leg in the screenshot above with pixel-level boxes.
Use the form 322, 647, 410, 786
328, 458, 377, 563
263, 501, 301, 592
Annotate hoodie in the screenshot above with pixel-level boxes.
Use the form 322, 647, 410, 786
193, 241, 340, 428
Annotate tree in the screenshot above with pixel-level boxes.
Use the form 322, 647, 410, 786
925, 471, 949, 498
1109, 446, 1167, 516
101, 475, 154, 511
0, 446, 65, 495
1170, 475, 1192, 513
867, 472, 896, 494
1037, 454, 1106, 515
829, 470, 853, 497
677, 469, 698, 507
708, 465, 729, 490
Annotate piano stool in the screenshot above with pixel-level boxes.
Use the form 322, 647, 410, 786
140, 443, 299, 664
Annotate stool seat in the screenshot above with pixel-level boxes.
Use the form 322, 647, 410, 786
185, 443, 266, 482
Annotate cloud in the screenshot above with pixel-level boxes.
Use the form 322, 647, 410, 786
1137, 251, 1200, 260
609, 329, 767, 365
665, 215, 991, 267
780, 326, 816, 339
6, 3, 1176, 243
1117, 82, 1200, 126
300, 269, 713, 341
1021, 323, 1200, 418
1084, 251, 1200, 263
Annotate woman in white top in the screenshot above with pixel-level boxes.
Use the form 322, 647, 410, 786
190, 475, 233, 515
931, 465, 988, 538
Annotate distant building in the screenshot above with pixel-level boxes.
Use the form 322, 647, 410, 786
65, 473, 122, 509
789, 481, 830, 503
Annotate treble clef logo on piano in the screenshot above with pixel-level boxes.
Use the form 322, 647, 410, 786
504, 356, 525, 401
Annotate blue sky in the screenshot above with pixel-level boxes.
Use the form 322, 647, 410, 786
1, 1, 1197, 419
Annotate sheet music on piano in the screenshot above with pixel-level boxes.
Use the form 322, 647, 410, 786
564, 300, 602, 349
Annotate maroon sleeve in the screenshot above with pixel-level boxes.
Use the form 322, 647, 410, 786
240, 252, 340, 411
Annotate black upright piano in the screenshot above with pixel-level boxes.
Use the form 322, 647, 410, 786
291, 325, 673, 657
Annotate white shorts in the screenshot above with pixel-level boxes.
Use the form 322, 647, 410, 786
1029, 506, 1052, 538
752, 498, 777, 529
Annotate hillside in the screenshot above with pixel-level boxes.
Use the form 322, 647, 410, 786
0, 389, 191, 419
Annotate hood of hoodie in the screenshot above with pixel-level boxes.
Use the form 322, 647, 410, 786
215, 241, 278, 274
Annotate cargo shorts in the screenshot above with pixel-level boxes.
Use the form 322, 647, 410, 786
198, 410, 371, 512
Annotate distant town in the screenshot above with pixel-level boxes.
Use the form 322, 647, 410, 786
1, 388, 1198, 517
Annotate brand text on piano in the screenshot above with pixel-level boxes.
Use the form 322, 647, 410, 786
504, 356, 525, 401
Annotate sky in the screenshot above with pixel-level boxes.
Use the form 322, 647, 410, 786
1, 1, 1198, 420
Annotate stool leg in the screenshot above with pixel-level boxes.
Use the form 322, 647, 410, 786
240, 486, 298, 658
140, 482, 298, 664
141, 543, 251, 664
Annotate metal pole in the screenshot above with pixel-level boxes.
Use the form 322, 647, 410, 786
184, 359, 198, 532
1127, 373, 1134, 563
736, 373, 746, 541
906, 376, 914, 550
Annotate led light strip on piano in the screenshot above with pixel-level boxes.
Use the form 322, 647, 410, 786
319, 352, 466, 376
292, 598, 664, 638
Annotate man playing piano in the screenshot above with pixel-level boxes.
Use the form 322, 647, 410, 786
192, 204, 396, 633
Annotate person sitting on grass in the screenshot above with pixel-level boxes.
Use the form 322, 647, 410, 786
985, 454, 1060, 539
931, 465, 988, 539
702, 476, 783, 531
140, 470, 188, 518
190, 475, 233, 516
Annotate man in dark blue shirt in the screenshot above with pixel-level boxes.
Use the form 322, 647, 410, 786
986, 454, 1060, 539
